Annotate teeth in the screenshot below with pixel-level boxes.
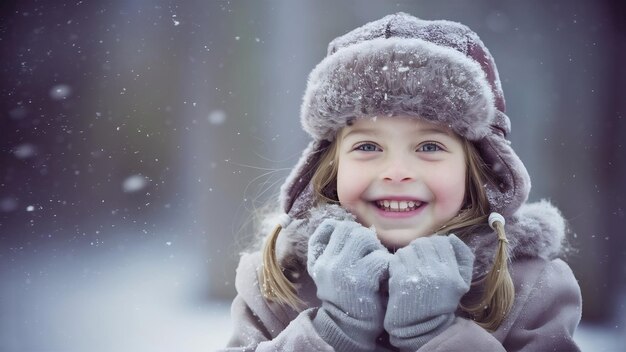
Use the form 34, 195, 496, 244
375, 200, 422, 212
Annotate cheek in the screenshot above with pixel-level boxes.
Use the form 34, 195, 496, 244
336, 161, 366, 204
443, 181, 466, 213
432, 164, 467, 215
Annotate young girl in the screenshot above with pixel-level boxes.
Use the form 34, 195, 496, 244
222, 12, 582, 351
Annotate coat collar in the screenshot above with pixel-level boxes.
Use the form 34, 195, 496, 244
273, 200, 568, 279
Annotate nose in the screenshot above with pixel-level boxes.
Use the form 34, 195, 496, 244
381, 155, 415, 183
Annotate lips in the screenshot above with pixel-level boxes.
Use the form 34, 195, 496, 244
373, 199, 425, 212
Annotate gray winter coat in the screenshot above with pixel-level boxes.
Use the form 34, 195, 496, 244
221, 200, 582, 351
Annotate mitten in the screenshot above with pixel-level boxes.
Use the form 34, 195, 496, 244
307, 218, 391, 352
384, 234, 474, 351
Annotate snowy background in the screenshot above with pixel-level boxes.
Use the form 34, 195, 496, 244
1, 0, 625, 351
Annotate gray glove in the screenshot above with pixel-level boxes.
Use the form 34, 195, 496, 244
384, 234, 474, 351
307, 218, 391, 352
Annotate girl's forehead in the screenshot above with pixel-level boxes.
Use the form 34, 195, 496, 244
341, 115, 454, 137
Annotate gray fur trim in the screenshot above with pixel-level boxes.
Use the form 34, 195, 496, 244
301, 37, 496, 142
325, 13, 506, 113
271, 200, 567, 282
275, 204, 355, 268
466, 199, 566, 278
477, 134, 531, 216
279, 140, 329, 219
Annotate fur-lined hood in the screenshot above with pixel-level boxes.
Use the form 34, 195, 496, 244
271, 200, 568, 280
280, 12, 531, 220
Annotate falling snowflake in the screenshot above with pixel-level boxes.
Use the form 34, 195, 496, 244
49, 84, 72, 100
208, 110, 227, 125
122, 174, 150, 193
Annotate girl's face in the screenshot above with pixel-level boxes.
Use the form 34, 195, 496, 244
336, 116, 467, 249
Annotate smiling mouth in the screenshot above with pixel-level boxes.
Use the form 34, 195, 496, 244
374, 200, 424, 212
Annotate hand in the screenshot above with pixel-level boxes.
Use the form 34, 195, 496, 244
384, 234, 474, 351
307, 218, 391, 352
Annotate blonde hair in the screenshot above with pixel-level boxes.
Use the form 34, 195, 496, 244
261, 130, 514, 331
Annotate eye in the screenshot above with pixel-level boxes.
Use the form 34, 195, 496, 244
354, 143, 381, 152
418, 142, 443, 152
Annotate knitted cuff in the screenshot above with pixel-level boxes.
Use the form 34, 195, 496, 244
389, 313, 455, 351
313, 307, 376, 352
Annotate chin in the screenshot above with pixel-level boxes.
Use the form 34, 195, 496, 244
377, 228, 428, 251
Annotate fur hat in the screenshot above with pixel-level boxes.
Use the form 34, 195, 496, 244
280, 12, 531, 219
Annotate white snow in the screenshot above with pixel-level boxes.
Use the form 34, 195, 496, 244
49, 84, 72, 100
0, 230, 232, 352
13, 143, 36, 159
208, 109, 227, 125
122, 174, 150, 193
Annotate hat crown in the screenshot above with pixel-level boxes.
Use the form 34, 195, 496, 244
327, 12, 505, 113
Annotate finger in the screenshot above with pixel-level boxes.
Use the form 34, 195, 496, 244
390, 247, 414, 277
397, 236, 430, 267
448, 234, 475, 270
428, 235, 460, 263
343, 225, 385, 258
307, 219, 337, 265
395, 236, 450, 282
322, 221, 357, 257
448, 234, 475, 284
358, 250, 392, 287
310, 219, 337, 246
